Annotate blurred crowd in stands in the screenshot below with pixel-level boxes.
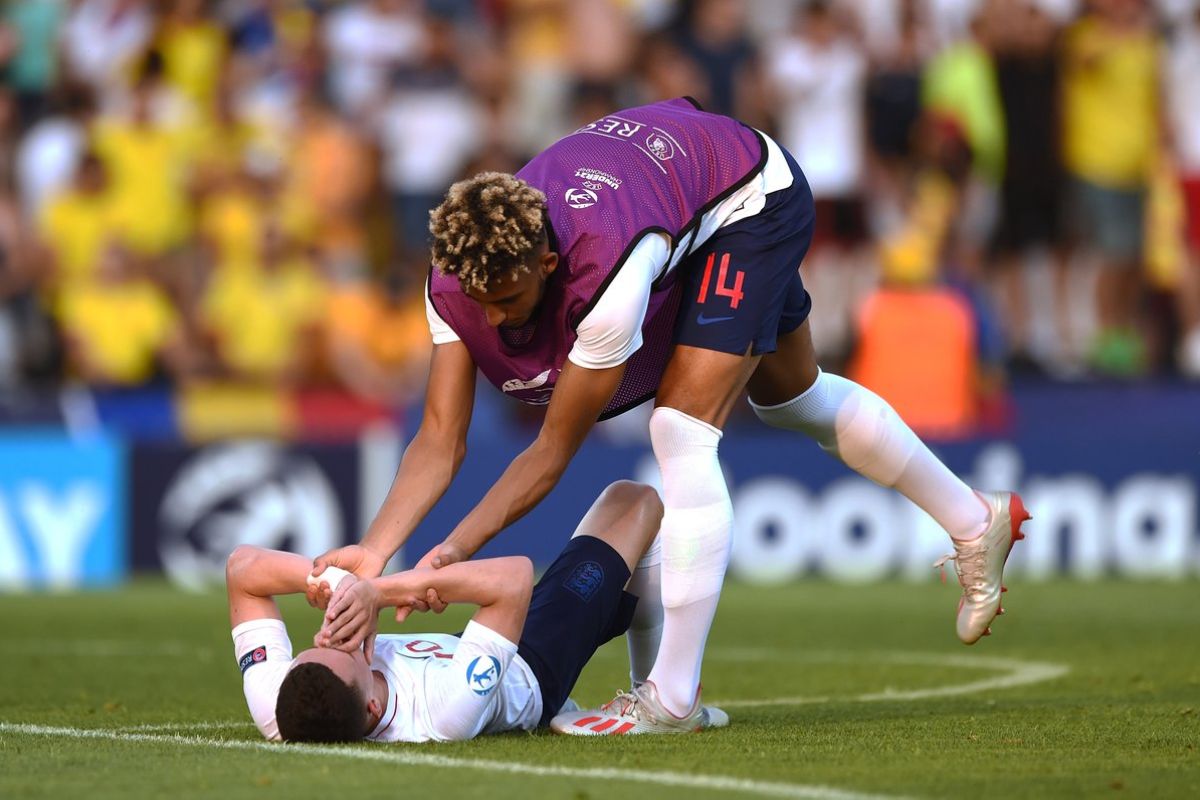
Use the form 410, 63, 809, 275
0, 0, 1198, 427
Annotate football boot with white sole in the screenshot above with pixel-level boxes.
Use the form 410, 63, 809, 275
934, 491, 1031, 644
550, 681, 728, 735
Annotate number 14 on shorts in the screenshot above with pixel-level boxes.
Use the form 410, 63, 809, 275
696, 252, 745, 309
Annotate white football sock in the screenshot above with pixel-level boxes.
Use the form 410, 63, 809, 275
624, 536, 662, 687
750, 370, 988, 541
645, 407, 732, 715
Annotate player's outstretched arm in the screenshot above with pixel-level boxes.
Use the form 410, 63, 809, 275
309, 342, 477, 595
226, 546, 316, 628
319, 556, 534, 652
426, 359, 626, 568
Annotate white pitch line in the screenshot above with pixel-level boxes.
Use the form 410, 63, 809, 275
709, 651, 1069, 708
0, 723, 905, 800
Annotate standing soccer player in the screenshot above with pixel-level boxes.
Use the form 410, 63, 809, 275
315, 98, 1029, 735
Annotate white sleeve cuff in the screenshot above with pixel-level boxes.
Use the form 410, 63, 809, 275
425, 281, 461, 345
461, 619, 518, 654
231, 618, 287, 643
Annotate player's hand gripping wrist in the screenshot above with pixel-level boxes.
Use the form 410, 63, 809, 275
307, 544, 389, 608
317, 578, 381, 661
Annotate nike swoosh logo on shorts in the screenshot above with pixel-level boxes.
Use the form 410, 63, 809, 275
696, 313, 735, 325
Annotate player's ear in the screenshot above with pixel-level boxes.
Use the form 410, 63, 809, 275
367, 696, 382, 718
540, 251, 558, 277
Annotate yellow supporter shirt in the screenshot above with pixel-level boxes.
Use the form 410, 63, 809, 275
203, 259, 324, 378
183, 116, 261, 177
158, 21, 228, 110
199, 187, 266, 268
59, 280, 176, 384
39, 190, 118, 284
1061, 18, 1160, 188
92, 119, 192, 256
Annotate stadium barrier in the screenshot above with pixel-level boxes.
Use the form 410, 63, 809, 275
0, 383, 1196, 589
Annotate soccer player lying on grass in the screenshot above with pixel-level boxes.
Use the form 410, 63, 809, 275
226, 481, 727, 743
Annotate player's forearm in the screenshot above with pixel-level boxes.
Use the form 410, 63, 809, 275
359, 424, 466, 566
373, 556, 533, 610
225, 547, 311, 625
443, 438, 572, 556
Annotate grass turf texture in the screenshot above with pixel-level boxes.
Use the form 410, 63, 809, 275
1, 579, 1197, 799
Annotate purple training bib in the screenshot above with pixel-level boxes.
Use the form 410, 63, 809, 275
429, 97, 766, 418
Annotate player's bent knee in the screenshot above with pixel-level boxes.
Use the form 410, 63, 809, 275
585, 481, 664, 568
600, 480, 659, 513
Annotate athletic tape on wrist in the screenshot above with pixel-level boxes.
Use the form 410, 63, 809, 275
307, 566, 352, 594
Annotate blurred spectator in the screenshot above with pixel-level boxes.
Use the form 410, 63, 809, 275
0, 0, 66, 123
766, 1, 871, 360
674, 0, 766, 125
38, 152, 117, 290
91, 52, 193, 259
60, 0, 154, 102
921, 0, 1006, 276
854, 112, 995, 436
862, 0, 931, 229
57, 241, 188, 386
196, 168, 268, 272
156, 0, 230, 114
326, 266, 432, 405
281, 90, 374, 266
504, 0, 572, 154
988, 0, 1067, 369
1060, 0, 1162, 376
200, 218, 324, 385
376, 16, 483, 262
565, 0, 637, 87
0, 165, 55, 386
16, 83, 95, 221
324, 0, 427, 120
767, 2, 867, 225
635, 31, 711, 107
1166, 4, 1200, 375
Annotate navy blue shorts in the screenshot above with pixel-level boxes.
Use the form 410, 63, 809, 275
675, 147, 815, 356
516, 535, 637, 726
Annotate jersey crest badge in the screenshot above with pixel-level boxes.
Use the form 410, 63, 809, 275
563, 561, 604, 602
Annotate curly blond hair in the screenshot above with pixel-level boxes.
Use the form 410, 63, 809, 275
428, 172, 547, 292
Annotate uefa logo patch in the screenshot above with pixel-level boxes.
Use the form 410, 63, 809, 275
646, 133, 675, 161
239, 646, 268, 673
563, 561, 604, 602
466, 655, 501, 696
564, 187, 598, 209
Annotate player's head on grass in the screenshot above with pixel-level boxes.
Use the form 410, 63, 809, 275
429, 172, 558, 329
275, 646, 376, 743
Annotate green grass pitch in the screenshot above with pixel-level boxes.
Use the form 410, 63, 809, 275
1, 579, 1197, 799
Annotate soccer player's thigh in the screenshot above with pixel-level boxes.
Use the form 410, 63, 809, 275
745, 316, 821, 407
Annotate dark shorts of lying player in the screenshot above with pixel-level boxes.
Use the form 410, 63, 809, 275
225, 481, 728, 743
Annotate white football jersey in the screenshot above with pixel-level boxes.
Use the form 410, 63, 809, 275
232, 618, 543, 743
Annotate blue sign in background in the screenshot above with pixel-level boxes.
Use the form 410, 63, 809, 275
0, 431, 126, 587
400, 383, 1200, 576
